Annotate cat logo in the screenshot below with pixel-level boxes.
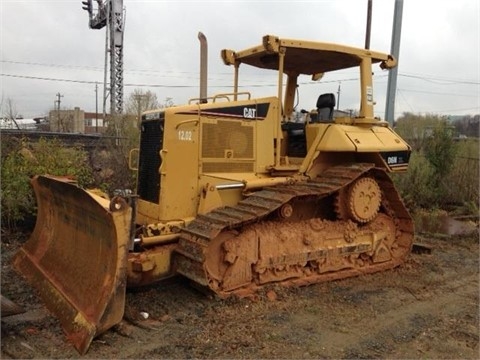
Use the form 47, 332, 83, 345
243, 107, 256, 119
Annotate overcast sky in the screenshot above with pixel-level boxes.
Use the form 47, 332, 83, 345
1, 0, 479, 120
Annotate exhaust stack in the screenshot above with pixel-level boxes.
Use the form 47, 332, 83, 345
198, 32, 208, 103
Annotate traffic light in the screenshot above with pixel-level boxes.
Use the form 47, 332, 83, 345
82, 0, 92, 12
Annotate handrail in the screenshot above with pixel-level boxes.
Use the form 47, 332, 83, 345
189, 96, 214, 104
175, 119, 199, 129
128, 148, 139, 171
188, 92, 252, 104
213, 92, 251, 102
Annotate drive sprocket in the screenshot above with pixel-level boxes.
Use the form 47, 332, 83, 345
335, 176, 381, 223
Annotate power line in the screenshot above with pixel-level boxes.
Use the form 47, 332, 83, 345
2, 72, 479, 115
1, 60, 103, 72
7, 59, 478, 85
399, 73, 480, 85
1, 73, 280, 88
0, 59, 232, 77
398, 88, 479, 97
397, 89, 414, 112
428, 106, 480, 113
0, 73, 201, 87
1, 73, 98, 85
392, 106, 480, 115
0, 73, 371, 88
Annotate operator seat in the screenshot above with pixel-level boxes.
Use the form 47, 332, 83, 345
315, 93, 336, 122
281, 121, 306, 157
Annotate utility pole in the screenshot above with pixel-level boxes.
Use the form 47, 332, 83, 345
55, 92, 64, 111
95, 82, 99, 132
336, 83, 341, 111
133, 94, 146, 128
54, 92, 64, 132
385, 0, 404, 125
365, 0, 373, 50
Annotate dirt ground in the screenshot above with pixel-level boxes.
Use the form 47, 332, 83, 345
1, 228, 478, 359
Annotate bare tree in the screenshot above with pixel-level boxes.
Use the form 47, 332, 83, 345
1, 97, 21, 129
125, 89, 160, 118
162, 97, 174, 108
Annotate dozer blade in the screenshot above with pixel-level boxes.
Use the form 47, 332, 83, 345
13, 175, 132, 355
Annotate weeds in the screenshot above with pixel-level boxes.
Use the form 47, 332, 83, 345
394, 117, 479, 215
1, 137, 94, 228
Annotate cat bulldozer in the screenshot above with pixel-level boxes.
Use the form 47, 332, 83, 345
14, 34, 413, 354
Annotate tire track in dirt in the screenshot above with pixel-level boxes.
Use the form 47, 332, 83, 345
323, 272, 478, 358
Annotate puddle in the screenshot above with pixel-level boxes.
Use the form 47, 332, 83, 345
414, 211, 478, 236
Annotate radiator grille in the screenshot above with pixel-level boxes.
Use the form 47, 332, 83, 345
138, 117, 163, 203
202, 121, 254, 159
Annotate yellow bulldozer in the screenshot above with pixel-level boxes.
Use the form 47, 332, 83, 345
14, 34, 413, 354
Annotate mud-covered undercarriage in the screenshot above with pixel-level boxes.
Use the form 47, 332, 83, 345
175, 163, 414, 297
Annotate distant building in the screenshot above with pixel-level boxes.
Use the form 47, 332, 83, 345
2, 108, 111, 134
49, 108, 108, 134
0, 116, 47, 130
49, 107, 85, 133
84, 112, 108, 134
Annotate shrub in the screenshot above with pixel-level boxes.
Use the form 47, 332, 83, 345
1, 137, 94, 229
424, 122, 457, 187
95, 115, 139, 193
445, 139, 479, 210
392, 152, 436, 209
393, 139, 479, 215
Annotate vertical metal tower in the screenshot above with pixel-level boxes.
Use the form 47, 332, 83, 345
82, 0, 125, 116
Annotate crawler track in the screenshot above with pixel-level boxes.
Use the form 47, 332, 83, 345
175, 163, 414, 297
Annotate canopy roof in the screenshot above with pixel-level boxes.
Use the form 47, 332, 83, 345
221, 35, 396, 75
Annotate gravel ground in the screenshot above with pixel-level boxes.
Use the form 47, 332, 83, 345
1, 229, 478, 359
